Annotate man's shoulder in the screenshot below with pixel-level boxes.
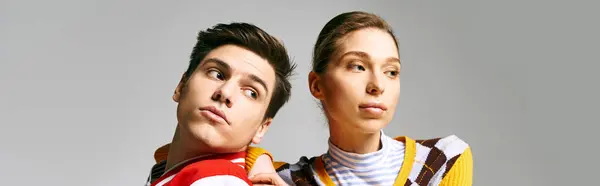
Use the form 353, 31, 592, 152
152, 143, 269, 164
154, 159, 251, 186
181, 158, 248, 174
148, 160, 167, 184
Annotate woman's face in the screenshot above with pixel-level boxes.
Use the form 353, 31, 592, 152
310, 28, 401, 134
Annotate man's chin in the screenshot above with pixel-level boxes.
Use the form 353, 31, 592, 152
183, 125, 246, 153
194, 137, 248, 154
190, 132, 221, 145
184, 125, 219, 143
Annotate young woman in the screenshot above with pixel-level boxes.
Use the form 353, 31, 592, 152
252, 11, 473, 186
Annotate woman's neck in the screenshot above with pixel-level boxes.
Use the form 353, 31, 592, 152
329, 123, 382, 154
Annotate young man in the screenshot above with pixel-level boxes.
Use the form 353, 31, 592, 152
145, 22, 295, 186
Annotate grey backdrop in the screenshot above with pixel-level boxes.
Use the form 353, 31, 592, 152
2, 0, 597, 185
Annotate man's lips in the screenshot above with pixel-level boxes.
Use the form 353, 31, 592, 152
199, 106, 229, 124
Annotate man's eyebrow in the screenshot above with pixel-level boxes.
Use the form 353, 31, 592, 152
202, 58, 231, 70
204, 57, 268, 94
248, 74, 269, 95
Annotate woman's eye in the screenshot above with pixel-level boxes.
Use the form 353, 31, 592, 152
386, 70, 399, 77
349, 64, 366, 72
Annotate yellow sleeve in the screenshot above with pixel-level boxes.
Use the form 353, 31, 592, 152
245, 146, 273, 170
273, 161, 287, 170
439, 147, 473, 186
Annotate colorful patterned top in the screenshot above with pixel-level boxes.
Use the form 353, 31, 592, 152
274, 134, 473, 186
145, 134, 473, 186
150, 152, 250, 186
145, 146, 272, 185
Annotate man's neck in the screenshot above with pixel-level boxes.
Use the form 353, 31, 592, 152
164, 127, 212, 171
328, 122, 382, 154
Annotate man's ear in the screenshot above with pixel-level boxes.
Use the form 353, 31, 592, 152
252, 118, 272, 144
173, 73, 186, 103
308, 71, 324, 100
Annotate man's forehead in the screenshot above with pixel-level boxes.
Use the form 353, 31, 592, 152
208, 45, 270, 68
204, 45, 276, 91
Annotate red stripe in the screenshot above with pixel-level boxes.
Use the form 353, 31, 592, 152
151, 151, 247, 186
169, 159, 251, 186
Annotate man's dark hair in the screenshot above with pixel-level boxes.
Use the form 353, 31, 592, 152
184, 22, 296, 120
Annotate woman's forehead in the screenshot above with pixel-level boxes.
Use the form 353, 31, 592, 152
335, 28, 399, 60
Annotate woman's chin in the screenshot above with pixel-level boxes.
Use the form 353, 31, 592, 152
353, 119, 388, 134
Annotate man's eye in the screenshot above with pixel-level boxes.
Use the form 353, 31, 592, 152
243, 89, 258, 99
208, 69, 224, 80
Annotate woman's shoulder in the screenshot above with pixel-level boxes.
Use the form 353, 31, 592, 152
274, 156, 321, 185
391, 134, 471, 156
391, 135, 473, 185
416, 135, 470, 155
413, 135, 473, 185
391, 134, 472, 169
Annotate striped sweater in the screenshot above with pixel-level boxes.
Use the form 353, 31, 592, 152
149, 152, 250, 186
274, 134, 473, 186
145, 147, 272, 185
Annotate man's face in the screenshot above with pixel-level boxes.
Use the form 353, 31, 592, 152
173, 44, 276, 153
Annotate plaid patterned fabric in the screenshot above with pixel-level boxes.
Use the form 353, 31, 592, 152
275, 135, 471, 186
276, 156, 321, 185
404, 135, 469, 186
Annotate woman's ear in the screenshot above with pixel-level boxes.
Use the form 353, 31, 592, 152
308, 71, 324, 100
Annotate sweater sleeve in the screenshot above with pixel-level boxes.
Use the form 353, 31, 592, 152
245, 146, 273, 170
439, 147, 473, 186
